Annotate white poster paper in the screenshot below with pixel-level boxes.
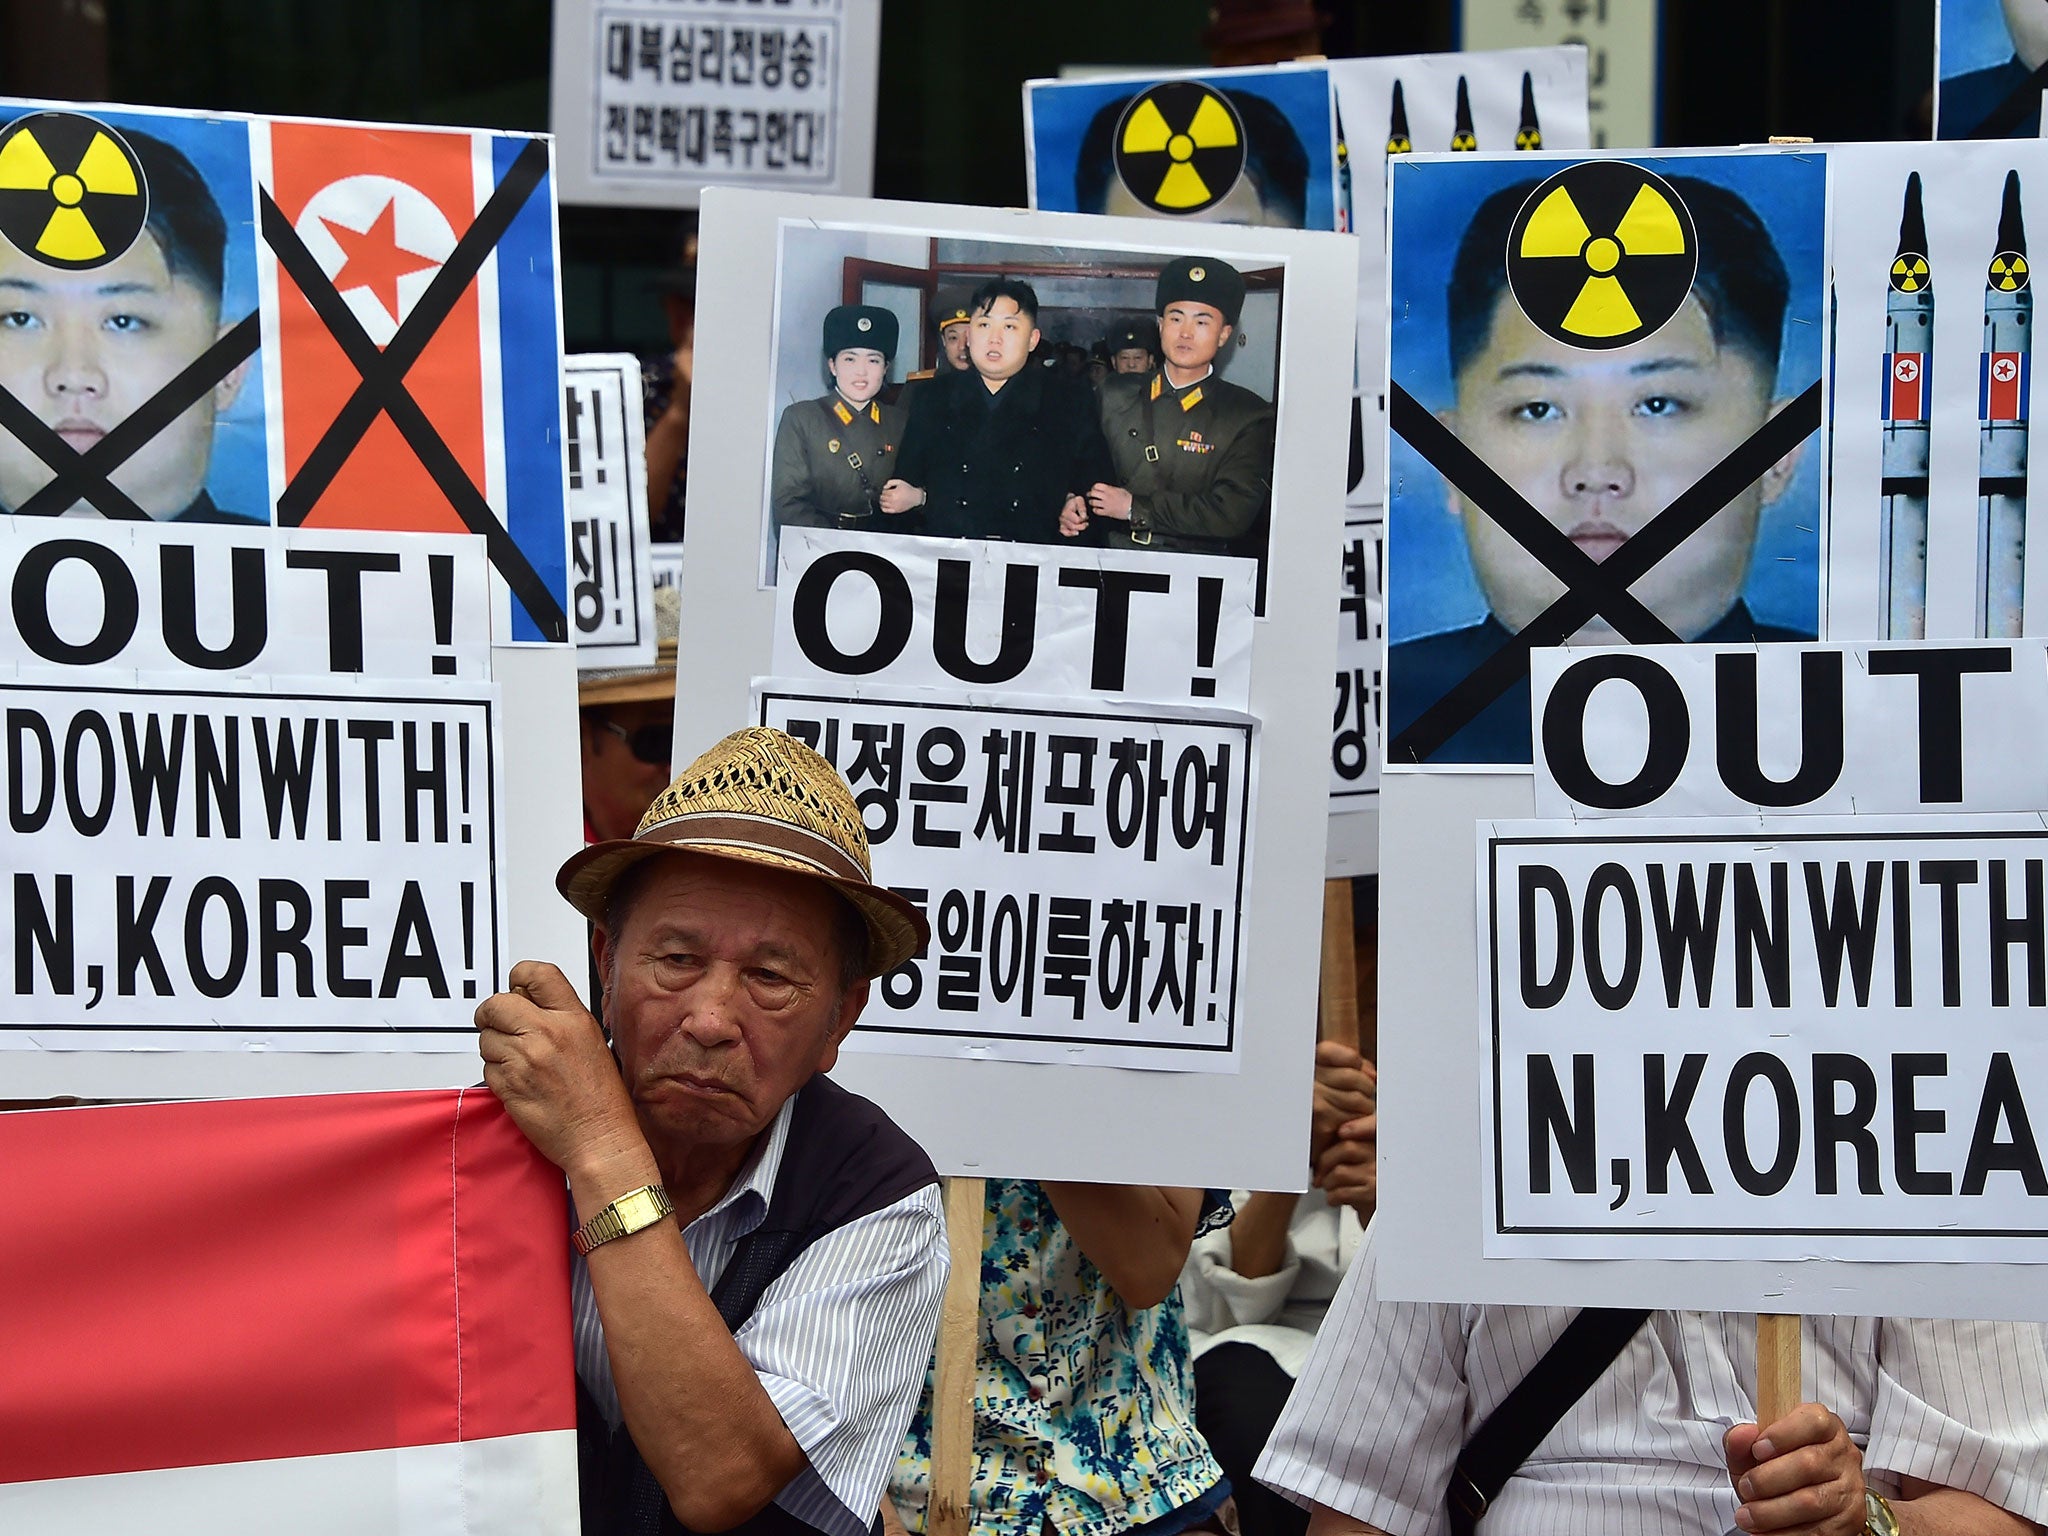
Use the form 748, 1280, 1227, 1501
678, 188, 1355, 1187
0, 672, 504, 1048
1326, 506, 1383, 876
1826, 142, 2048, 642
565, 355, 656, 669
0, 521, 491, 681
773, 530, 1255, 713
760, 682, 1256, 1071
1532, 640, 2048, 819
1460, 0, 1657, 149
548, 0, 881, 208
1483, 815, 2048, 1268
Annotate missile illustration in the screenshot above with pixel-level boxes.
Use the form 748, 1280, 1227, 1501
1881, 172, 1933, 641
1385, 80, 1411, 156
1515, 71, 1543, 150
1978, 169, 2031, 638
1335, 103, 1353, 234
1450, 76, 1477, 151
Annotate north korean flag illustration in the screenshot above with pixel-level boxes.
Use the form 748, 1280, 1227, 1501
1981, 350, 2030, 422
1884, 352, 1926, 422
0, 1090, 577, 1533
264, 121, 569, 641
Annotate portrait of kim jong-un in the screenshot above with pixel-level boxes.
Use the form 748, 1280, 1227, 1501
1382, 151, 1826, 767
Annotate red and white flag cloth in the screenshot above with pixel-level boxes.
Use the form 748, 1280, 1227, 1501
0, 1089, 577, 1535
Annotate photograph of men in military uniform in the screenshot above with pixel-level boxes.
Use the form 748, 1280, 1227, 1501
769, 303, 905, 548
1063, 257, 1276, 572
880, 277, 1112, 544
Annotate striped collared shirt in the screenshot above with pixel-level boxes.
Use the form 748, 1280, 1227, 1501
1256, 1228, 2048, 1535
575, 1096, 948, 1536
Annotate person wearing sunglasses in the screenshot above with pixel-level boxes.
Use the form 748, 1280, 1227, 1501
579, 585, 679, 844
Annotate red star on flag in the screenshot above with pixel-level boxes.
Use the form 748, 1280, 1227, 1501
321, 197, 440, 329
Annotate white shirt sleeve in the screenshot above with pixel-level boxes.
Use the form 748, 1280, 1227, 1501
735, 1184, 949, 1536
1865, 1317, 2048, 1525
1253, 1228, 1470, 1536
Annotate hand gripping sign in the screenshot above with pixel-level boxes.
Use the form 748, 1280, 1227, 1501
1383, 151, 1827, 768
0, 101, 570, 644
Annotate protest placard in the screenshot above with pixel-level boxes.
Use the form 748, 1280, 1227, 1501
1373, 143, 2048, 1322
548, 0, 882, 207
679, 187, 1355, 1186
565, 354, 656, 668
0, 99, 585, 1097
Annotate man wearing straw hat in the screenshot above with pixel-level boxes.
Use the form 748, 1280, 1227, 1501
478, 726, 948, 1536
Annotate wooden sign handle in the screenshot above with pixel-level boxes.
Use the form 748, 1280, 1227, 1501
927, 1176, 986, 1536
1318, 877, 1359, 1052
1756, 1313, 1802, 1428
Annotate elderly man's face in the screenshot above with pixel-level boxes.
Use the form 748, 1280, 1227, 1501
597, 853, 864, 1156
1113, 346, 1152, 374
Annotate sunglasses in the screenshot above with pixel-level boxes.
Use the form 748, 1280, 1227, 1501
601, 719, 673, 768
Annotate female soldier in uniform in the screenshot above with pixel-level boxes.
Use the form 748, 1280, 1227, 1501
771, 304, 907, 539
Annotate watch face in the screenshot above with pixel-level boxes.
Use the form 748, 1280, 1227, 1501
1865, 1491, 1900, 1536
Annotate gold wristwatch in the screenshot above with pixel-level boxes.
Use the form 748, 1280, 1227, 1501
571, 1183, 675, 1255
1864, 1490, 1901, 1536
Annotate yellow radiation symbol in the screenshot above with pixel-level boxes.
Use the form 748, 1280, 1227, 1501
1451, 128, 1478, 152
1506, 161, 1699, 351
1515, 125, 1544, 151
1386, 131, 1413, 155
1890, 253, 1931, 294
0, 111, 148, 270
1112, 82, 1246, 216
1990, 250, 2030, 292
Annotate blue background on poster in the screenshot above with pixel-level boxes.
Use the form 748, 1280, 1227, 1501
0, 104, 272, 523
491, 131, 570, 644
1941, 0, 2020, 81
1029, 68, 1337, 231
1385, 151, 1827, 647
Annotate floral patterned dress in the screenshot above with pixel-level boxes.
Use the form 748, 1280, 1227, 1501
891, 1180, 1233, 1536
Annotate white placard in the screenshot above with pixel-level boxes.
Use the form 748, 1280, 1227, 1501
773, 530, 1255, 713
1483, 815, 2048, 1269
0, 672, 504, 1049
565, 354, 657, 669
678, 188, 1356, 1187
1825, 142, 2048, 642
0, 521, 490, 681
549, 0, 881, 208
1460, 0, 1657, 149
761, 682, 1255, 1071
1531, 640, 2048, 819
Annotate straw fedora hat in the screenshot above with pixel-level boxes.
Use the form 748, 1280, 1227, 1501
557, 726, 929, 977
579, 586, 681, 708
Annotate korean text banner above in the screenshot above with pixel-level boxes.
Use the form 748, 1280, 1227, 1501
0, 99, 571, 643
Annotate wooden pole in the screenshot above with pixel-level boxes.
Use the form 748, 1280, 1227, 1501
1318, 877, 1358, 1051
927, 1176, 986, 1536
1755, 1313, 1801, 1428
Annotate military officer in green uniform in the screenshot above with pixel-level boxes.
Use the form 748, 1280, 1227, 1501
771, 304, 906, 540
1063, 257, 1275, 558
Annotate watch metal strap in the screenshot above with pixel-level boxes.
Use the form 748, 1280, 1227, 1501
571, 1183, 675, 1255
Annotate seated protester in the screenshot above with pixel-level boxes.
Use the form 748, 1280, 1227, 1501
887, 1182, 1237, 1536
1181, 1042, 1376, 1536
771, 304, 907, 542
477, 727, 950, 1536
1255, 1224, 2048, 1536
1063, 258, 1275, 559
881, 277, 1112, 545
